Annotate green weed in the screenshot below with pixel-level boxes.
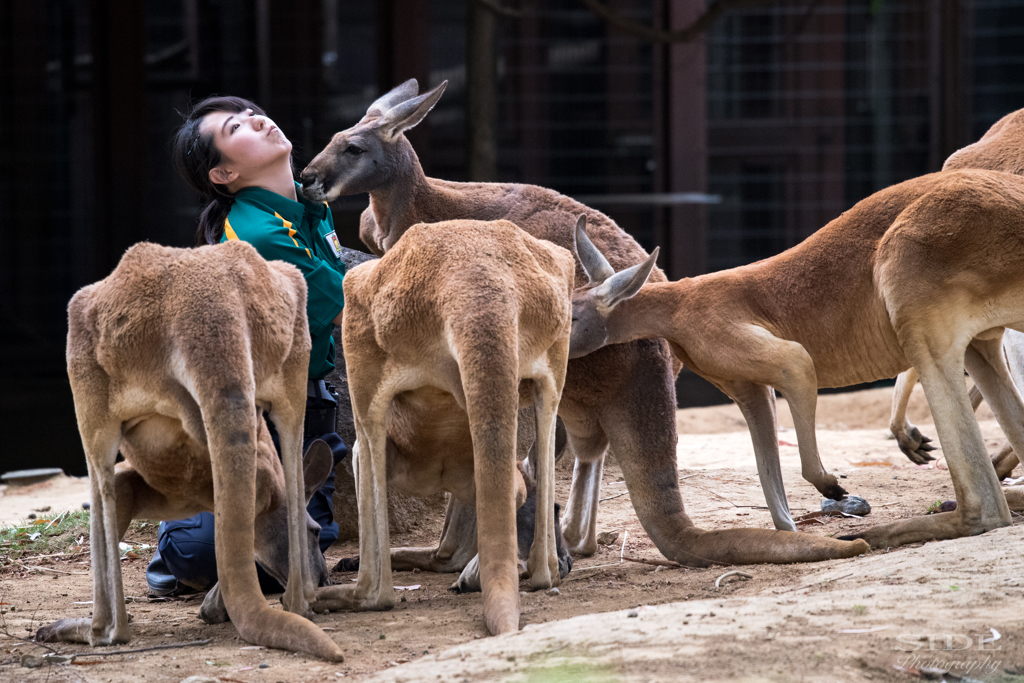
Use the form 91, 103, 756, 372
0, 509, 92, 561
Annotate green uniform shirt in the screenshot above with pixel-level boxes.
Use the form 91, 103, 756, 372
220, 182, 345, 379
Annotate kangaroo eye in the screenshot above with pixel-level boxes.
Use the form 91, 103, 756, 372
346, 145, 364, 155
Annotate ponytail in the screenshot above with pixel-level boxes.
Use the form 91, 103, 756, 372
196, 195, 236, 245
170, 96, 266, 245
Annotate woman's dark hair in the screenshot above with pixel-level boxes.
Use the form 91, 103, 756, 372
171, 96, 265, 245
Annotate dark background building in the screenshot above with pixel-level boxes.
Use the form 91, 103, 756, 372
2, 0, 1023, 475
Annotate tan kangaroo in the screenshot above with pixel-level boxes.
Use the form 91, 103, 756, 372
569, 169, 1024, 549
890, 108, 1024, 475
311, 219, 572, 635
301, 79, 867, 567
50, 240, 343, 661
326, 249, 574, 587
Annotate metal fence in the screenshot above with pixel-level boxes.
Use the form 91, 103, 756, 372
4, 0, 1024, 470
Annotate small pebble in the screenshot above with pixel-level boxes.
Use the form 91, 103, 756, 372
821, 495, 871, 516
519, 591, 528, 597
627, 609, 639, 618
20, 654, 44, 668
258, 663, 269, 669
546, 588, 560, 596
82, 502, 90, 510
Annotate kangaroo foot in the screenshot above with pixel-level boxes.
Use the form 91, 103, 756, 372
36, 614, 131, 647
897, 427, 937, 465
816, 476, 848, 502
311, 583, 397, 613
838, 510, 1009, 549
36, 618, 92, 644
199, 582, 230, 624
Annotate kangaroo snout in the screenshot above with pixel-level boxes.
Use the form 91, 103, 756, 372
299, 167, 319, 189
298, 166, 326, 202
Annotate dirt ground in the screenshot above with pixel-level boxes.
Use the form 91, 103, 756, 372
2, 386, 1024, 682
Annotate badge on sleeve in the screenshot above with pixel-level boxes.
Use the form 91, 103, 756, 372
325, 231, 343, 258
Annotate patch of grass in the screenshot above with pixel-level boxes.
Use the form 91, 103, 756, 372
852, 604, 867, 616
521, 661, 620, 683
926, 500, 943, 514
0, 512, 160, 566
0, 509, 91, 561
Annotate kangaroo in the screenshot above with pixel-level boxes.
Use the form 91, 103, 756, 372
310, 219, 574, 635
300, 80, 867, 567
45, 240, 344, 661
327, 248, 574, 584
568, 168, 1024, 548
889, 108, 1024, 476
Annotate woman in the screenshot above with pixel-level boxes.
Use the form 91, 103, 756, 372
146, 96, 348, 594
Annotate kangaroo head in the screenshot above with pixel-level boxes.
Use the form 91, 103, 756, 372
300, 79, 448, 202
569, 215, 659, 359
253, 439, 335, 590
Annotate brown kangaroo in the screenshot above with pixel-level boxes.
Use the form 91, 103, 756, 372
568, 167, 1024, 549
46, 240, 344, 661
326, 247, 574, 588
890, 108, 1024, 475
310, 219, 573, 635
301, 80, 867, 567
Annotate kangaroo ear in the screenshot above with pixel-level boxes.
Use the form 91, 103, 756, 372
365, 78, 420, 119
302, 439, 334, 504
594, 247, 659, 308
573, 215, 615, 284
377, 81, 447, 139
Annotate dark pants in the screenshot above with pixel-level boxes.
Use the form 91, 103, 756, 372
146, 423, 347, 595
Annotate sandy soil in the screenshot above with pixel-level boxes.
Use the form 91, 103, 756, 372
2, 387, 1022, 682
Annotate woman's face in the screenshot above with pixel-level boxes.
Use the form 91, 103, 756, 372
202, 108, 292, 189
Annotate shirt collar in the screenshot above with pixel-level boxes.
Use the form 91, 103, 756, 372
236, 182, 326, 225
